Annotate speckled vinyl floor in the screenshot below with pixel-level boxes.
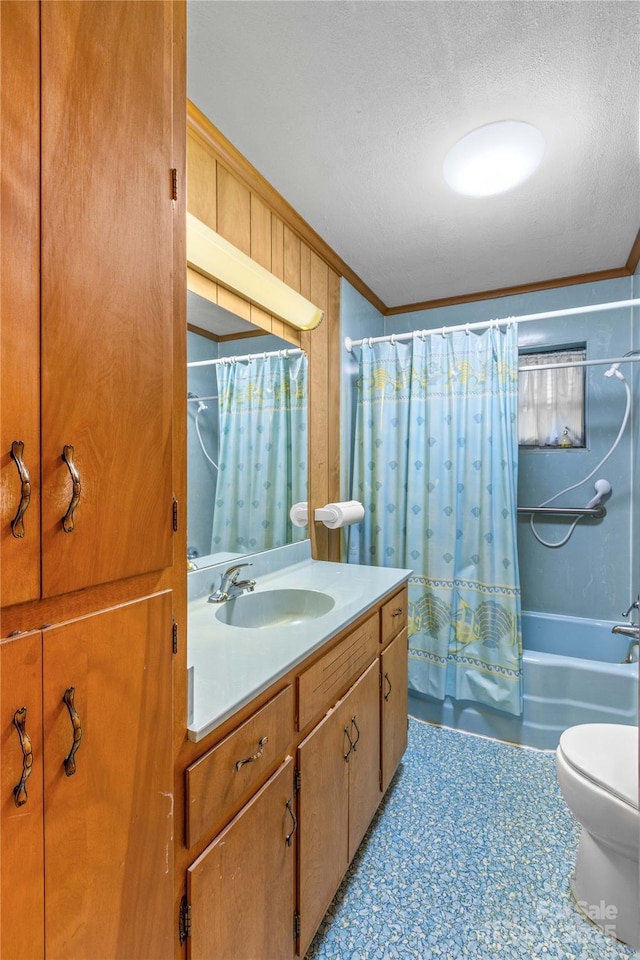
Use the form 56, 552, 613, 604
305, 718, 638, 960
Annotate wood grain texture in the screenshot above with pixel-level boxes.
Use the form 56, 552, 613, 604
188, 758, 295, 960
297, 702, 349, 955
186, 99, 386, 315
381, 628, 409, 795
345, 660, 381, 861
380, 587, 408, 648
0, 0, 41, 606
1, 630, 44, 959
186, 135, 217, 230
39, 0, 174, 597
186, 685, 294, 848
217, 164, 251, 254
43, 593, 174, 959
297, 613, 378, 731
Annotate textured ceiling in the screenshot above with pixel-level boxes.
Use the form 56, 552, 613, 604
187, 1, 640, 311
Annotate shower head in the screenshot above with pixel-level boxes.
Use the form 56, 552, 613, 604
585, 478, 612, 509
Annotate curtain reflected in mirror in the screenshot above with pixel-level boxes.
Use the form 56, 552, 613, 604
187, 294, 308, 568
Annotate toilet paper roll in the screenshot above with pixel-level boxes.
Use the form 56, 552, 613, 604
289, 502, 309, 527
314, 500, 365, 529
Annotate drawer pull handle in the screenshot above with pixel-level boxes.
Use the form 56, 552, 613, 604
350, 715, 360, 751
62, 687, 82, 776
285, 798, 297, 846
391, 607, 403, 618
235, 735, 268, 771
383, 672, 392, 701
12, 707, 33, 807
343, 726, 354, 762
61, 445, 81, 533
10, 441, 32, 539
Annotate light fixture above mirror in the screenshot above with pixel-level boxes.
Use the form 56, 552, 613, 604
187, 213, 324, 331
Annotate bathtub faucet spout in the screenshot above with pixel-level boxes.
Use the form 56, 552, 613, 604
612, 622, 639, 639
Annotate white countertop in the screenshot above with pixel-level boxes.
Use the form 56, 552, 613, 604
187, 542, 411, 742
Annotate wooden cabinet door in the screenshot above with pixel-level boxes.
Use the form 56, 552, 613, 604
39, 1, 175, 597
42, 592, 174, 959
0, 631, 44, 959
381, 628, 408, 794
297, 701, 350, 956
344, 660, 381, 862
0, 0, 41, 607
187, 758, 296, 960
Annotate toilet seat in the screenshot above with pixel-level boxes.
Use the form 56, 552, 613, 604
558, 723, 638, 810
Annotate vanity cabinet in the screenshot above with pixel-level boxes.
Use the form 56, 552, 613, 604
179, 584, 409, 960
1, 2, 185, 958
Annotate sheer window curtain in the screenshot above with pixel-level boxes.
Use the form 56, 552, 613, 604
519, 350, 585, 446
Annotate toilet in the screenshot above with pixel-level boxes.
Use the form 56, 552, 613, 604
556, 723, 639, 949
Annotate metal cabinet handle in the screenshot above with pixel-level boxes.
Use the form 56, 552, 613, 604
391, 607, 403, 619
235, 735, 268, 771
383, 672, 392, 702
9, 441, 32, 539
285, 798, 297, 847
62, 687, 82, 776
350, 715, 360, 751
12, 707, 33, 806
61, 445, 81, 533
343, 726, 354, 762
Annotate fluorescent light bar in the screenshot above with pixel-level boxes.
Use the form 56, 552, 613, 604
186, 213, 324, 331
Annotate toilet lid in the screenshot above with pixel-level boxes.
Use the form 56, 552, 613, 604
558, 724, 639, 810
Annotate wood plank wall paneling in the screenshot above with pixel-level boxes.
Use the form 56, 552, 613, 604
186, 117, 340, 560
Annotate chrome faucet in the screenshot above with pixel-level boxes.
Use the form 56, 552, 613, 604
622, 640, 639, 664
612, 622, 640, 639
612, 596, 640, 642
207, 563, 256, 603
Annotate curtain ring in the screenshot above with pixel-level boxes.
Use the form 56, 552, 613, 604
441, 326, 447, 338
368, 337, 373, 348
420, 329, 427, 341
391, 334, 396, 345
465, 323, 470, 336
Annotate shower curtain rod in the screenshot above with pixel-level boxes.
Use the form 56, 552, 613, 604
187, 347, 303, 368
344, 297, 640, 352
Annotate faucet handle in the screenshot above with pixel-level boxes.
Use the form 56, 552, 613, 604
622, 597, 639, 617
223, 562, 253, 584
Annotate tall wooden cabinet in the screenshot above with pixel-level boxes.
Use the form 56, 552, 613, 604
0, 2, 185, 958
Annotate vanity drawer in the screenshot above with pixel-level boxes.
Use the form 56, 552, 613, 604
297, 613, 378, 730
380, 588, 408, 648
186, 684, 294, 848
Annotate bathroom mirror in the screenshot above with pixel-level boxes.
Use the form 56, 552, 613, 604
187, 291, 309, 568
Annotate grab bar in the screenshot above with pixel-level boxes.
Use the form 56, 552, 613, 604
517, 505, 606, 519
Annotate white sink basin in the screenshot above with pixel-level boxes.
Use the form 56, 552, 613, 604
215, 588, 335, 629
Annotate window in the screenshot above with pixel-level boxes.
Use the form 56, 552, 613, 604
518, 346, 586, 448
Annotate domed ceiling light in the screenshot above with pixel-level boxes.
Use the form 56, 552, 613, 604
443, 120, 545, 197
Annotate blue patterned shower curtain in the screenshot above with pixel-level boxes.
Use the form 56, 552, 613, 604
348, 325, 523, 716
211, 353, 308, 555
